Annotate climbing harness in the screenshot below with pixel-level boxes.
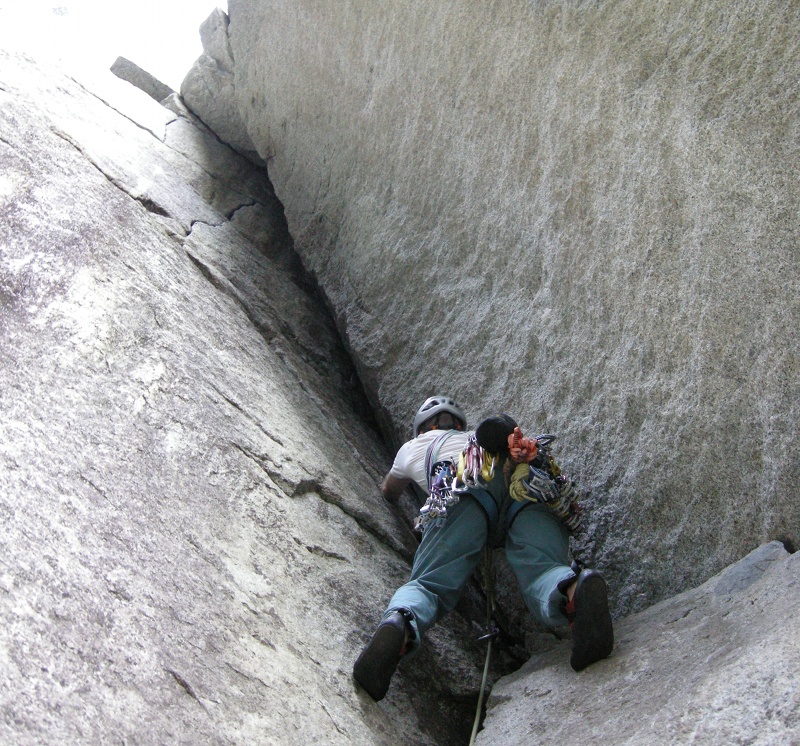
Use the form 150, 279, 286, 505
469, 548, 498, 746
415, 428, 583, 534
416, 430, 502, 533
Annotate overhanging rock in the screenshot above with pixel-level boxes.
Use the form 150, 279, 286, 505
110, 56, 174, 103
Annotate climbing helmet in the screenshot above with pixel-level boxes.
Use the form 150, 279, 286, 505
413, 396, 466, 436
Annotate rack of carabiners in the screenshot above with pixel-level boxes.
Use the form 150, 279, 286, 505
515, 433, 583, 533
414, 458, 460, 532
415, 433, 496, 532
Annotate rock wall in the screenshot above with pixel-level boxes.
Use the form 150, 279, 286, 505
223, 0, 800, 613
3, 6, 798, 740
479, 542, 800, 745
181, 8, 260, 163
0, 50, 492, 745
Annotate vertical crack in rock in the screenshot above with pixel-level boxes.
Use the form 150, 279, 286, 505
319, 700, 347, 736
67, 73, 174, 142
293, 537, 349, 562
79, 475, 113, 504
137, 196, 171, 217
50, 127, 175, 219
230, 441, 409, 559
225, 661, 272, 691
224, 200, 256, 221
183, 246, 278, 342
206, 383, 286, 447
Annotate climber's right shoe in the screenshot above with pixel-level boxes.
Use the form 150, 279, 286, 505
353, 610, 410, 701
567, 569, 614, 671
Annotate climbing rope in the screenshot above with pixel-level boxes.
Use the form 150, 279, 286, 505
469, 548, 498, 746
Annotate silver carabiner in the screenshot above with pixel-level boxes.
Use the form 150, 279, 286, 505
534, 433, 558, 451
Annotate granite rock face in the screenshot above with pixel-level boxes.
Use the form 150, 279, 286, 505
110, 56, 174, 103
4, 2, 799, 739
181, 7, 260, 163
478, 542, 800, 745
0, 51, 491, 745
223, 0, 800, 613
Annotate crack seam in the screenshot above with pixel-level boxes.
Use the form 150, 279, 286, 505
183, 248, 277, 345
232, 442, 410, 561
67, 74, 171, 142
165, 667, 208, 711
51, 127, 172, 218
207, 382, 285, 447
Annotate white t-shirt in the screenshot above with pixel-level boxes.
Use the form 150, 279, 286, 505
389, 429, 471, 493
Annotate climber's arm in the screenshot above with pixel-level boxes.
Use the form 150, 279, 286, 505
381, 473, 411, 504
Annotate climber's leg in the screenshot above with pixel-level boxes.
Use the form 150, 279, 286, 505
384, 493, 489, 650
505, 503, 575, 627
353, 494, 488, 700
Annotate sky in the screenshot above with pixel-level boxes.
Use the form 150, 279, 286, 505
0, 0, 228, 91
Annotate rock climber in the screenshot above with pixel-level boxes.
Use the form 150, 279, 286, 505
353, 395, 614, 701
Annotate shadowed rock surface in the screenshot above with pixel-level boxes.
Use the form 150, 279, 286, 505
181, 7, 260, 163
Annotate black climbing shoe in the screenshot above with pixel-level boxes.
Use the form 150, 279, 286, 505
353, 611, 410, 701
566, 569, 614, 671
475, 414, 517, 453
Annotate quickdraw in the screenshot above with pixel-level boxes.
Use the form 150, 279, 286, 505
416, 434, 499, 533
415, 460, 460, 532
455, 434, 496, 489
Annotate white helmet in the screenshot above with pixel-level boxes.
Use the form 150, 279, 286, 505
413, 396, 466, 436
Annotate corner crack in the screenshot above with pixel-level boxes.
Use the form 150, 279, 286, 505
184, 247, 277, 344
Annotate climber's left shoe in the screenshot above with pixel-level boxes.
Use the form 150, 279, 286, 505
353, 610, 410, 701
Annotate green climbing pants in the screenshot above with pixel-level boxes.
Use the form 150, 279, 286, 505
384, 489, 574, 655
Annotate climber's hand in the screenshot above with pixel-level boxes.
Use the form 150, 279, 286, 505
380, 474, 410, 504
